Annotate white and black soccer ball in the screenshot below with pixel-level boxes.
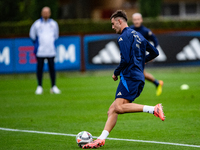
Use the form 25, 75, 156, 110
76, 131, 93, 148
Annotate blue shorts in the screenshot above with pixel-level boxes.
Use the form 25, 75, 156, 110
115, 77, 144, 102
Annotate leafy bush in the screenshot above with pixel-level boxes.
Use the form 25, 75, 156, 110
139, 0, 162, 18
1, 19, 200, 37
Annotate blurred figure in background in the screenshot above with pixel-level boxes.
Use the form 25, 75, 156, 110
130, 13, 163, 96
29, 6, 61, 95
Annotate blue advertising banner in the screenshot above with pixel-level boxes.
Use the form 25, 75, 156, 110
14, 38, 37, 72
55, 36, 81, 70
0, 36, 81, 73
0, 39, 14, 73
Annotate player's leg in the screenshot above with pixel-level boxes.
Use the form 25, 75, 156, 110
82, 98, 164, 149
47, 57, 61, 94
143, 70, 163, 96
101, 98, 131, 134
114, 98, 165, 119
47, 57, 55, 87
82, 100, 123, 149
82, 101, 120, 149
35, 57, 45, 94
114, 99, 165, 121
99, 99, 144, 138
144, 69, 158, 85
102, 101, 118, 133
114, 98, 144, 114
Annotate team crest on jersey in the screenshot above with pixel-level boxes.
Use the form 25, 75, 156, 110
148, 31, 152, 36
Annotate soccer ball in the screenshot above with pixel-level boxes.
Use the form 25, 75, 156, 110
76, 131, 93, 148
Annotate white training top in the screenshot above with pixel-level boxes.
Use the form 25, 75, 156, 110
29, 18, 59, 57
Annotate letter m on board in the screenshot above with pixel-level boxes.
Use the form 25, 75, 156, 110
0, 47, 10, 65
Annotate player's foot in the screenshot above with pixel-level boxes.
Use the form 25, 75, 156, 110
154, 104, 165, 121
50, 85, 61, 94
156, 80, 164, 96
82, 139, 105, 149
35, 86, 43, 95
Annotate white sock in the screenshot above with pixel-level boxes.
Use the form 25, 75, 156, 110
143, 105, 155, 114
98, 130, 109, 140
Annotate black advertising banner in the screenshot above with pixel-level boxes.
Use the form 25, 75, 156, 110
155, 33, 200, 66
84, 32, 200, 69
88, 39, 119, 65
84, 34, 119, 69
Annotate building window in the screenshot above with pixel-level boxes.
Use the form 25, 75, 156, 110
186, 3, 197, 15
162, 3, 179, 16
162, 2, 200, 17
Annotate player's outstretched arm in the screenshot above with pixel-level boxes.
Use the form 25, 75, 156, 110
145, 40, 159, 63
149, 32, 158, 48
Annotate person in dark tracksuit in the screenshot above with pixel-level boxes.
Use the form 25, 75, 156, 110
82, 10, 165, 149
130, 13, 163, 96
29, 6, 61, 95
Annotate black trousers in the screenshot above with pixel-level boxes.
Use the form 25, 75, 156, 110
36, 57, 56, 87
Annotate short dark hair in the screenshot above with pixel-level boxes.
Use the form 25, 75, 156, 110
110, 10, 127, 22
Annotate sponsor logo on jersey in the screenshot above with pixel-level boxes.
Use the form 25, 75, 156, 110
118, 37, 123, 42
117, 92, 122, 96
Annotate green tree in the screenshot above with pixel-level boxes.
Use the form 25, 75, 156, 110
139, 0, 162, 18
0, 0, 58, 22
18, 0, 37, 20
0, 0, 21, 21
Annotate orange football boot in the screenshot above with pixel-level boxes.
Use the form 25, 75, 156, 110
82, 139, 105, 149
154, 104, 165, 121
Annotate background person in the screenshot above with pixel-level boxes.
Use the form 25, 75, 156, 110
130, 13, 163, 96
29, 6, 61, 95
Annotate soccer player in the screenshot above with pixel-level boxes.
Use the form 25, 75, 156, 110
82, 10, 165, 149
29, 7, 61, 95
130, 13, 163, 96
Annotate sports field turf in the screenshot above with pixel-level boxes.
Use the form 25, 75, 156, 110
0, 67, 200, 150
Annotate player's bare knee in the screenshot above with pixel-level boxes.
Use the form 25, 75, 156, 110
107, 107, 114, 116
107, 110, 111, 116
114, 105, 124, 114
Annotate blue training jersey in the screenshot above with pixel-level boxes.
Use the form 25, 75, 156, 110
114, 27, 159, 82
129, 25, 158, 47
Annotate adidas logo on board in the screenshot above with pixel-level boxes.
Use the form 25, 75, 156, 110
176, 38, 200, 61
149, 42, 167, 62
92, 41, 120, 64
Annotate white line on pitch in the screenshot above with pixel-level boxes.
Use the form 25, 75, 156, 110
0, 127, 200, 148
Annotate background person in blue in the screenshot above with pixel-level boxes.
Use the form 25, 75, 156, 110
83, 10, 165, 149
29, 7, 61, 95
130, 13, 163, 96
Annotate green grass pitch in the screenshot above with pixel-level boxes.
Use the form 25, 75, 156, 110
0, 67, 200, 150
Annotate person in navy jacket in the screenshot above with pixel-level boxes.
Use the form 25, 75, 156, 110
30, 7, 61, 95
82, 10, 165, 149
130, 13, 163, 96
